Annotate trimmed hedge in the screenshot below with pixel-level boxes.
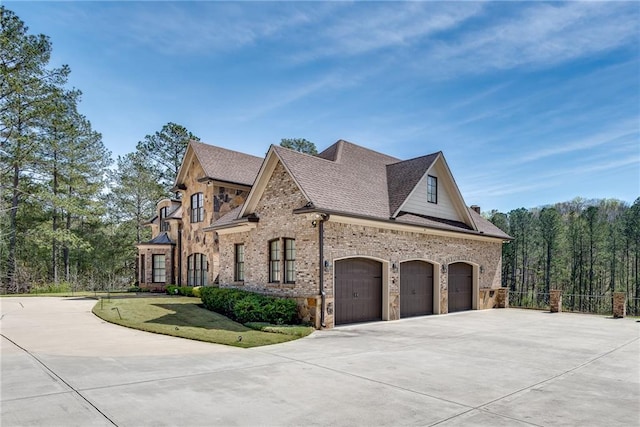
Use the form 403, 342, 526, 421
200, 287, 298, 325
166, 285, 196, 297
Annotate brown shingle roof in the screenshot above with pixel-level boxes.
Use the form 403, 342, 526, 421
387, 153, 439, 216
275, 140, 400, 218
190, 141, 263, 186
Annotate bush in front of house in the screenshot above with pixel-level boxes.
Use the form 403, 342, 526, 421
200, 287, 299, 325
165, 285, 178, 295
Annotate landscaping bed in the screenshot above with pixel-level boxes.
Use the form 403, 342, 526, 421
92, 296, 313, 348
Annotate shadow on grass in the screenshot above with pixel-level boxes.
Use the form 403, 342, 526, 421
145, 303, 250, 332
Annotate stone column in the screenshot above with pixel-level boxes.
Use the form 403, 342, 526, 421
496, 288, 509, 308
549, 289, 562, 313
613, 292, 626, 318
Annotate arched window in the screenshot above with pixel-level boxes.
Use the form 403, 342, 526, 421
187, 253, 208, 286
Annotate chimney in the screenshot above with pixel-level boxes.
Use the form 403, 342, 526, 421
471, 205, 481, 214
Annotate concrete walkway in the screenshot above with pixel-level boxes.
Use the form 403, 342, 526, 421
1, 297, 638, 426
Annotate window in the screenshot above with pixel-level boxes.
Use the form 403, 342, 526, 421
235, 244, 245, 282
187, 253, 207, 286
191, 192, 204, 222
284, 238, 296, 284
159, 207, 169, 232
268, 238, 296, 284
140, 254, 145, 283
269, 239, 281, 282
152, 254, 166, 283
427, 175, 437, 204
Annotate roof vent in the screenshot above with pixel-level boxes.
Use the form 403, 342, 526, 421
471, 205, 481, 214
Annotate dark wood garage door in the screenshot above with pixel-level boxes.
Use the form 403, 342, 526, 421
400, 261, 434, 318
335, 258, 382, 325
448, 262, 472, 312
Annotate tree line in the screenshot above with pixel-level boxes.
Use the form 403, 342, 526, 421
489, 198, 640, 314
0, 7, 196, 292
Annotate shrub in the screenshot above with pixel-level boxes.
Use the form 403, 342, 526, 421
200, 287, 299, 325
264, 298, 298, 325
128, 286, 141, 293
166, 285, 178, 295
192, 286, 202, 298
178, 286, 193, 297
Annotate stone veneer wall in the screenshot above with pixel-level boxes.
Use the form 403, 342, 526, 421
179, 159, 249, 285
217, 161, 504, 328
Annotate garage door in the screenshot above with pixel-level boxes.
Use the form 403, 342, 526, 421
400, 261, 434, 318
448, 262, 472, 312
335, 258, 382, 325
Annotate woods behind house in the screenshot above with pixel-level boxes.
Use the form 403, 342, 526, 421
489, 199, 640, 314
1, 7, 638, 316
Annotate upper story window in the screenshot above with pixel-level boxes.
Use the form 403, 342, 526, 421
191, 192, 204, 223
427, 175, 437, 204
269, 238, 295, 284
235, 244, 245, 282
159, 207, 169, 232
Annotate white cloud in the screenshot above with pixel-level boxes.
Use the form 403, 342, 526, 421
425, 2, 639, 75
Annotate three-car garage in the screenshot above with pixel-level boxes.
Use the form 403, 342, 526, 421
334, 258, 475, 325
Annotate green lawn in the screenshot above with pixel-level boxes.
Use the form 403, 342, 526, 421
92, 296, 313, 348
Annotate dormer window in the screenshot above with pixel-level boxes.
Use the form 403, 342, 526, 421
427, 175, 437, 204
191, 192, 204, 222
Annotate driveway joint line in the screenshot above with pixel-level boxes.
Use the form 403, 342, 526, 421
1, 333, 119, 427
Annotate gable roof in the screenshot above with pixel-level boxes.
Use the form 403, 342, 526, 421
230, 139, 510, 240
174, 140, 263, 189
387, 153, 439, 216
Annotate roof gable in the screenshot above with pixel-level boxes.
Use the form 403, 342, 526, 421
387, 152, 439, 216
393, 154, 476, 229
174, 140, 263, 189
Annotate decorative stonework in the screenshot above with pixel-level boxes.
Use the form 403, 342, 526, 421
613, 292, 626, 318
550, 290, 562, 313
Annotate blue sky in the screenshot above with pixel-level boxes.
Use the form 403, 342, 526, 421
6, 1, 639, 212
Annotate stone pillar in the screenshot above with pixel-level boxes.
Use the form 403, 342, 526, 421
613, 292, 626, 318
496, 287, 509, 308
549, 290, 562, 313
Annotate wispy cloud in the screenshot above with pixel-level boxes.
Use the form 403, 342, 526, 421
424, 2, 639, 76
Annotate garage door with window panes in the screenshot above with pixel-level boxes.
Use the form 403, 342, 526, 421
448, 262, 472, 312
335, 258, 382, 325
400, 261, 434, 318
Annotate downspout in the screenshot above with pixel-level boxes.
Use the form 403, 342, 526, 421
177, 226, 183, 286
318, 214, 329, 328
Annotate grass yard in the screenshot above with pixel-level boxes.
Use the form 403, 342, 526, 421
92, 296, 313, 348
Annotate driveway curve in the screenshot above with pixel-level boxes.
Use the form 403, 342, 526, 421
1, 297, 638, 426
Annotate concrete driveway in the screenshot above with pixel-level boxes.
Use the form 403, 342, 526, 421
1, 297, 638, 427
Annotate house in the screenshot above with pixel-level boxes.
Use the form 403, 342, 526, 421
136, 141, 263, 289
138, 139, 511, 328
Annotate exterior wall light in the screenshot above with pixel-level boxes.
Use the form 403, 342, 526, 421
392, 262, 398, 273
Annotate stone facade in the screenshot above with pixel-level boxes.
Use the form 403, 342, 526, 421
217, 161, 505, 328
138, 157, 250, 288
